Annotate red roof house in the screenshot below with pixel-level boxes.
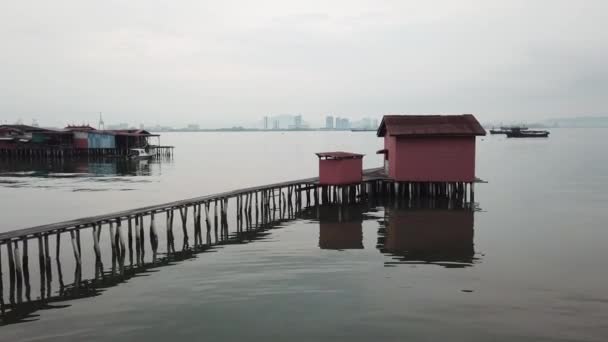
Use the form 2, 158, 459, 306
377, 114, 486, 182
316, 152, 364, 185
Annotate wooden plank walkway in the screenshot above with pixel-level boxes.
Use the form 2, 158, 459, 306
0, 167, 485, 242
0, 168, 384, 241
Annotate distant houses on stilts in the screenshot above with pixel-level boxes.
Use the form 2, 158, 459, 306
0, 124, 173, 158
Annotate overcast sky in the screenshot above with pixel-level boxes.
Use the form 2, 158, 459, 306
1, 0, 606, 127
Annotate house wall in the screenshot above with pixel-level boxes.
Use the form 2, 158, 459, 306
319, 158, 363, 185
384, 135, 397, 176
390, 136, 476, 182
88, 132, 116, 149
73, 132, 89, 149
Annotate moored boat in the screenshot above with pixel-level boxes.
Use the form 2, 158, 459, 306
505, 128, 549, 138
489, 126, 528, 134
128, 148, 153, 159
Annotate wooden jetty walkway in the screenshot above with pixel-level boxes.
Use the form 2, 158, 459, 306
0, 168, 478, 324
0, 168, 476, 241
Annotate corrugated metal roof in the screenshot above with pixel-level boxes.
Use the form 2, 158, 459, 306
316, 151, 364, 160
377, 114, 486, 137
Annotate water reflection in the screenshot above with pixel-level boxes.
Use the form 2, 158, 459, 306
0, 196, 479, 327
316, 205, 364, 250
377, 199, 477, 268
0, 157, 167, 178
0, 157, 171, 192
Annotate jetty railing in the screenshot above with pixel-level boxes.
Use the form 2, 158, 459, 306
0, 168, 478, 325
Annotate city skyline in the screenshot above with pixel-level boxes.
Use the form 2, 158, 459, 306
2, 1, 607, 128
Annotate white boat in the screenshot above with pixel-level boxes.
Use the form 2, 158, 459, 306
128, 148, 153, 159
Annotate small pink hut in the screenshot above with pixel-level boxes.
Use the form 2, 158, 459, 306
316, 152, 364, 185
377, 114, 485, 182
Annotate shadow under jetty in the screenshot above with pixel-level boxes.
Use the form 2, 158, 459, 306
377, 199, 477, 268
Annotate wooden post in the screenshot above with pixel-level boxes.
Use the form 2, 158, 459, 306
139, 216, 145, 263
0, 243, 4, 313
70, 230, 81, 267
134, 216, 141, 265
166, 209, 175, 253
13, 241, 22, 303
180, 206, 189, 248
36, 236, 45, 300
128, 217, 133, 265
22, 238, 31, 301
115, 219, 124, 260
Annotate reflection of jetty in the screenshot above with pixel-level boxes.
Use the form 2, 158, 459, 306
0, 124, 174, 158
0, 155, 172, 178
0, 175, 481, 325
0, 167, 481, 324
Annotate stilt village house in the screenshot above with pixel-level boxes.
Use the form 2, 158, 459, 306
376, 114, 486, 182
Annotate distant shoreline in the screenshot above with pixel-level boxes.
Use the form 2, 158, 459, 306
148, 128, 377, 133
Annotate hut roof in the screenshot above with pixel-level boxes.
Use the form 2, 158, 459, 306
377, 114, 486, 137
110, 129, 159, 137
0, 124, 52, 133
316, 151, 364, 160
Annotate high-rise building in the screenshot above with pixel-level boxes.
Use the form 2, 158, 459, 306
294, 115, 303, 129
335, 117, 351, 130
273, 119, 280, 130
325, 116, 334, 129
263, 116, 270, 130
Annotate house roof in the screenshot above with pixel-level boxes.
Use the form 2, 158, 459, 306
377, 114, 486, 137
110, 129, 159, 137
0, 124, 52, 133
316, 151, 364, 160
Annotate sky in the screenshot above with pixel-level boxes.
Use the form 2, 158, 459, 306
0, 0, 606, 128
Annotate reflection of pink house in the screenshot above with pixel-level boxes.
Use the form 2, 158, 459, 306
316, 152, 364, 185
377, 115, 486, 182
384, 208, 474, 257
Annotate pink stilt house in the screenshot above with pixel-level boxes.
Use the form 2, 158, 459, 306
316, 152, 364, 185
376, 114, 486, 182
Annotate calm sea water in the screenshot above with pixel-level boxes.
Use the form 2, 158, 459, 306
1, 130, 607, 341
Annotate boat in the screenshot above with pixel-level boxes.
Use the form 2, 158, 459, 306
505, 128, 549, 138
128, 148, 153, 159
489, 126, 528, 134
